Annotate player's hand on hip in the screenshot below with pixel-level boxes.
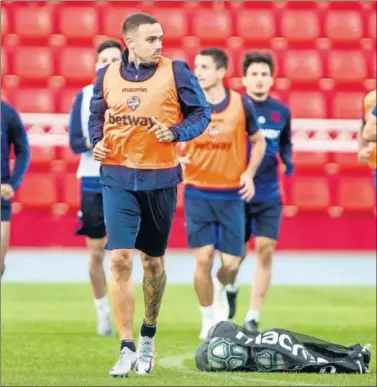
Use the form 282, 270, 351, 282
149, 117, 175, 143
358, 146, 372, 164
93, 141, 110, 162
239, 172, 255, 202
1, 184, 15, 200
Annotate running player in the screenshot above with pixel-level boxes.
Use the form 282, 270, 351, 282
89, 13, 211, 377
225, 51, 294, 336
1, 101, 30, 277
68, 39, 122, 336
182, 48, 266, 339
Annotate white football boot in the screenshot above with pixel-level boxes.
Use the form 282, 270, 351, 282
135, 335, 155, 375
109, 347, 138, 378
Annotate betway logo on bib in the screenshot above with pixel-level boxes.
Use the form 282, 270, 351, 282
194, 141, 232, 151
108, 113, 153, 129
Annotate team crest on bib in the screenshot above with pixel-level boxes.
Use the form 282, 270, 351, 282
127, 96, 140, 111
208, 125, 220, 138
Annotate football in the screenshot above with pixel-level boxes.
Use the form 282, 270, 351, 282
207, 337, 249, 371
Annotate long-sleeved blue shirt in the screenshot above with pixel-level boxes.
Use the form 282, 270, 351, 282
185, 89, 260, 201
1, 100, 30, 192
69, 91, 88, 154
69, 88, 102, 194
89, 50, 211, 191
247, 96, 294, 203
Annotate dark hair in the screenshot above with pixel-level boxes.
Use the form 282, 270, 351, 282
199, 48, 228, 70
97, 39, 122, 55
242, 51, 275, 76
122, 13, 159, 35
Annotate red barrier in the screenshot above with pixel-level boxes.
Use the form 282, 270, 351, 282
10, 210, 376, 251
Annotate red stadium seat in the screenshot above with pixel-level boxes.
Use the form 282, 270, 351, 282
325, 11, 363, 43
371, 51, 377, 80
192, 9, 232, 42
13, 89, 55, 113
16, 173, 57, 210
333, 153, 370, 173
102, 7, 142, 38
14, 6, 52, 42
1, 48, 7, 77
331, 92, 364, 119
328, 51, 367, 84
58, 47, 96, 84
62, 173, 81, 211
59, 6, 98, 42
288, 92, 327, 118
228, 78, 244, 93
280, 10, 320, 43
282, 51, 323, 83
1, 7, 7, 37
60, 146, 80, 172
148, 8, 188, 42
162, 48, 189, 64
2, 88, 9, 104
290, 177, 330, 213
369, 10, 376, 40
58, 88, 81, 114
14, 47, 53, 83
336, 177, 375, 213
236, 9, 276, 42
292, 152, 328, 172
29, 146, 56, 172
284, 1, 318, 9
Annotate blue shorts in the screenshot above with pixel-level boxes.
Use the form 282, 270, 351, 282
75, 191, 106, 240
245, 199, 282, 242
184, 196, 245, 257
103, 185, 177, 257
1, 199, 11, 222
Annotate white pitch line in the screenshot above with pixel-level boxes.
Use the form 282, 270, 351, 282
158, 352, 324, 386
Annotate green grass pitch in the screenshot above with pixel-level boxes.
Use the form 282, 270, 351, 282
1, 283, 376, 386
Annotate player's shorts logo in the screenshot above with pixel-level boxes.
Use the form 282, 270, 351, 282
208, 126, 220, 138
258, 116, 266, 124
127, 96, 141, 111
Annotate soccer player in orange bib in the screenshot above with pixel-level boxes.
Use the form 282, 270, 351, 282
358, 89, 376, 186
89, 13, 211, 377
181, 49, 266, 340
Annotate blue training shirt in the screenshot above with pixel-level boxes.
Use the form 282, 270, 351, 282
1, 100, 30, 191
247, 96, 294, 203
68, 88, 102, 194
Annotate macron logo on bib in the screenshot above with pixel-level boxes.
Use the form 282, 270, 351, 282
262, 129, 280, 140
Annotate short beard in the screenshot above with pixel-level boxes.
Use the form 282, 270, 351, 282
249, 91, 269, 101
252, 92, 267, 98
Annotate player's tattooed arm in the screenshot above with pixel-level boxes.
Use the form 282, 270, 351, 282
142, 256, 167, 325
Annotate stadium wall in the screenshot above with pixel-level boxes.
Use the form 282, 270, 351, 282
2, 1, 376, 250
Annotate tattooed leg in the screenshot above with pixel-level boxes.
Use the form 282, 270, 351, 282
140, 253, 167, 325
